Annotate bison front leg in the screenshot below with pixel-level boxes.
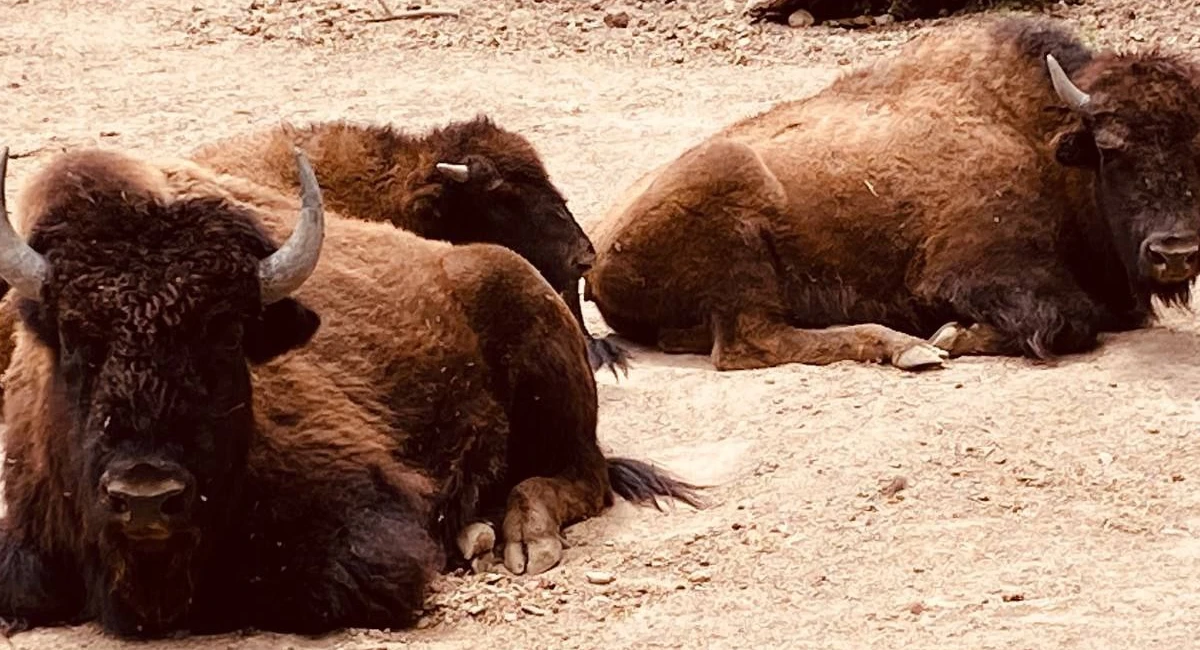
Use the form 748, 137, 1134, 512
0, 532, 81, 634
246, 505, 442, 635
919, 261, 1103, 359
929, 321, 1019, 357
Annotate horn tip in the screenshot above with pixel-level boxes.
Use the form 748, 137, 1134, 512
435, 162, 471, 182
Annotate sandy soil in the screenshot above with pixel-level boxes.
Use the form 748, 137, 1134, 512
3, 0, 1200, 648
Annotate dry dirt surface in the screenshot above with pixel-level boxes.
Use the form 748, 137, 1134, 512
4, 0, 1200, 648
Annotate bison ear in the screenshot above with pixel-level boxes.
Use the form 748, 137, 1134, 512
435, 155, 503, 191
1052, 127, 1100, 168
243, 297, 321, 364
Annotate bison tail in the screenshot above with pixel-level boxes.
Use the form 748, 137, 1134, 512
606, 457, 705, 511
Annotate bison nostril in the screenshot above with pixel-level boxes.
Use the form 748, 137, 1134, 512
1146, 249, 1169, 265
108, 494, 129, 515
160, 494, 187, 517
575, 250, 597, 272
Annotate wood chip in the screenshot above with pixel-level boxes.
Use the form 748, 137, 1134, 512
880, 476, 908, 498
521, 603, 548, 616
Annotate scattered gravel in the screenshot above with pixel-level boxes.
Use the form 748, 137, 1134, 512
166, 0, 1200, 72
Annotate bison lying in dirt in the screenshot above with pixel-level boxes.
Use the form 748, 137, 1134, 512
0, 146, 696, 638
584, 17, 1200, 371
191, 116, 631, 376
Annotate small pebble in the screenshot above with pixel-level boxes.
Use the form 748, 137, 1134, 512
786, 9, 814, 27
586, 571, 616, 585
604, 10, 631, 28
521, 604, 549, 616
687, 569, 712, 584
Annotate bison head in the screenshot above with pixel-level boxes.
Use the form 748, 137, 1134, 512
1048, 53, 1200, 301
0, 147, 324, 636
428, 130, 595, 294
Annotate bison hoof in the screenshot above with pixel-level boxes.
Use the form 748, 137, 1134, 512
504, 535, 564, 576
929, 321, 963, 351
457, 522, 498, 573
457, 521, 496, 558
0, 617, 30, 637
893, 343, 948, 371
587, 336, 632, 379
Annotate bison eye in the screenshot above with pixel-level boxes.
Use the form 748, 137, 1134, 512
203, 316, 244, 350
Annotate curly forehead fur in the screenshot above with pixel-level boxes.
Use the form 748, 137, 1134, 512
1077, 51, 1200, 132
20, 150, 281, 326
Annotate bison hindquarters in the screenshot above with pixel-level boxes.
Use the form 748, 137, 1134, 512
443, 245, 698, 575
588, 138, 949, 372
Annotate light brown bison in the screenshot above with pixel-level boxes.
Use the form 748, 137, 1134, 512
191, 116, 631, 375
584, 17, 1200, 371
0, 145, 696, 638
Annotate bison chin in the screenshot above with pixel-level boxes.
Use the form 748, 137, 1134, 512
91, 529, 202, 638
1145, 278, 1194, 312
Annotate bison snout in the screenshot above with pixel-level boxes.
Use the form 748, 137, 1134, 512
1142, 233, 1200, 284
573, 242, 597, 274
101, 462, 194, 537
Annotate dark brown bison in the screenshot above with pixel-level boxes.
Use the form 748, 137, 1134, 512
0, 145, 696, 638
583, 17, 1200, 371
190, 116, 631, 375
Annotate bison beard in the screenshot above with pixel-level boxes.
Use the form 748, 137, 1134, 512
90, 536, 200, 637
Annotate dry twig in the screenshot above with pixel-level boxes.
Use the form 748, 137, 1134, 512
362, 8, 460, 23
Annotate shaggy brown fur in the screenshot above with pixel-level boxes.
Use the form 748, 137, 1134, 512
584, 17, 1200, 371
0, 148, 697, 639
190, 117, 631, 375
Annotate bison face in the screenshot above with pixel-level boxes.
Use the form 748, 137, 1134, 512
434, 154, 596, 293
30, 293, 317, 636
0, 147, 325, 637
1048, 54, 1200, 298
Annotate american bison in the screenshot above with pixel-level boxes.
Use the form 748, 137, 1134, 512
583, 17, 1200, 371
191, 116, 631, 375
0, 145, 696, 638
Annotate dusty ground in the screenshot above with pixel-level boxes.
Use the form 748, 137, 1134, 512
4, 0, 1200, 648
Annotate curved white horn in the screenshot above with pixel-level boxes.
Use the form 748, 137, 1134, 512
435, 162, 471, 183
0, 147, 49, 301
1046, 54, 1091, 111
258, 147, 325, 305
